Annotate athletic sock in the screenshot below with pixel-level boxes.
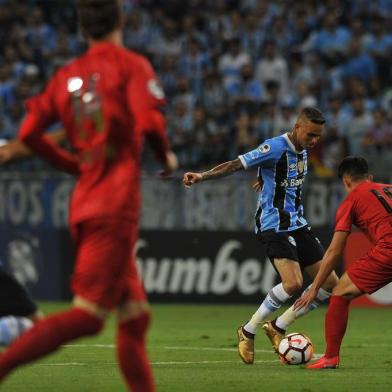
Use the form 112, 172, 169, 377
0, 316, 33, 346
275, 286, 331, 331
0, 308, 103, 380
117, 313, 155, 392
325, 295, 350, 358
244, 283, 291, 334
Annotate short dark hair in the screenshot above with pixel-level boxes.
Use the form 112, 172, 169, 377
76, 0, 122, 40
299, 107, 325, 125
338, 156, 369, 180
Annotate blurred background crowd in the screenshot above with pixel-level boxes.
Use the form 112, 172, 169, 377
0, 0, 391, 180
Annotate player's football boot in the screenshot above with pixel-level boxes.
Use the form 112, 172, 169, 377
262, 320, 285, 353
306, 355, 339, 369
237, 326, 254, 364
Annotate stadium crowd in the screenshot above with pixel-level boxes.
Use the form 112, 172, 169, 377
0, 0, 391, 180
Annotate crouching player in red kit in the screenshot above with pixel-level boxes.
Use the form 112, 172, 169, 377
295, 156, 392, 369
0, 1, 177, 391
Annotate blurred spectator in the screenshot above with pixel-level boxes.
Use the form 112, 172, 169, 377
306, 13, 351, 65
199, 71, 228, 122
227, 63, 263, 115
218, 37, 251, 88
339, 37, 377, 84
231, 112, 256, 156
179, 38, 211, 97
255, 40, 289, 98
149, 18, 181, 58
362, 108, 392, 151
325, 95, 352, 136
158, 55, 179, 99
124, 9, 151, 54
342, 97, 373, 155
275, 101, 297, 133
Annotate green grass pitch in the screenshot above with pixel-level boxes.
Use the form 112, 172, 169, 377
2, 303, 392, 391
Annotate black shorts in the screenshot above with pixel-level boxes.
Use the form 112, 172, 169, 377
0, 267, 37, 317
258, 226, 324, 269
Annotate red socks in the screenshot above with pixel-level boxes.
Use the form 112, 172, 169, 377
0, 307, 155, 392
325, 295, 351, 358
0, 308, 103, 379
117, 313, 155, 392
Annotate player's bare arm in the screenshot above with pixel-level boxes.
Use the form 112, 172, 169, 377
183, 158, 244, 188
294, 231, 349, 310
0, 130, 66, 165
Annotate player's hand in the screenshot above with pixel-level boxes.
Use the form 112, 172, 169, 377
252, 180, 261, 192
160, 151, 178, 178
0, 144, 17, 164
293, 286, 318, 311
183, 172, 203, 188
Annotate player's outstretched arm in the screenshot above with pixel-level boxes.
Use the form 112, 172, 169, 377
0, 130, 65, 164
294, 231, 349, 310
183, 158, 244, 188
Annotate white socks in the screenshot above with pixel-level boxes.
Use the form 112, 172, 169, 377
275, 286, 331, 331
244, 283, 291, 334
0, 316, 33, 346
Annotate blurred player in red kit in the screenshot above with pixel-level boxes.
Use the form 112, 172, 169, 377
0, 0, 177, 390
295, 156, 392, 369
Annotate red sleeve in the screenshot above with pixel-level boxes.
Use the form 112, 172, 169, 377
334, 197, 354, 233
127, 56, 169, 163
18, 76, 79, 175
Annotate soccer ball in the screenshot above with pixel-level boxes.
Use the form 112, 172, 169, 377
278, 332, 314, 365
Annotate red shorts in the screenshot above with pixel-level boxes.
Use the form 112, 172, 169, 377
70, 219, 146, 309
347, 246, 392, 294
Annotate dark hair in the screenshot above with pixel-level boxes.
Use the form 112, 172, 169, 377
76, 0, 122, 40
338, 156, 369, 180
300, 107, 325, 124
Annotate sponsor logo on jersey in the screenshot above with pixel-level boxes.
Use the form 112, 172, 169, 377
280, 177, 305, 187
289, 163, 297, 171
258, 143, 271, 153
148, 79, 165, 99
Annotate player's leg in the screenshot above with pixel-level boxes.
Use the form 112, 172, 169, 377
263, 227, 329, 350
244, 258, 303, 335
306, 272, 362, 369
116, 300, 155, 392
308, 250, 392, 369
0, 220, 127, 381
272, 261, 339, 334
238, 256, 302, 363
115, 223, 155, 392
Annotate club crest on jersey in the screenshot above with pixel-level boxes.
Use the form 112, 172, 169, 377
297, 160, 304, 174
148, 79, 165, 99
259, 144, 271, 153
289, 163, 297, 171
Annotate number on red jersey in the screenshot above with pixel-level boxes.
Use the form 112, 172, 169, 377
370, 186, 392, 214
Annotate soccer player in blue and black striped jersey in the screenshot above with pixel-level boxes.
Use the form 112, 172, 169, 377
183, 107, 339, 364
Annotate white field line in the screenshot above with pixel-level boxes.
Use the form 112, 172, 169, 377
39, 359, 279, 367
63, 343, 324, 357
63, 344, 274, 353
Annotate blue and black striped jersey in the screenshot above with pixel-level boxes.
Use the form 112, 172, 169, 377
239, 133, 308, 233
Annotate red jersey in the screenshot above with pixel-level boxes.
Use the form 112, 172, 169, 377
335, 181, 392, 244
18, 42, 169, 225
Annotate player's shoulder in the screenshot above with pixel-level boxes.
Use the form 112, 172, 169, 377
260, 134, 288, 152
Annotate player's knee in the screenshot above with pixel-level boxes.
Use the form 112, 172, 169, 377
282, 277, 303, 295
324, 272, 339, 291
118, 311, 151, 341
85, 314, 105, 336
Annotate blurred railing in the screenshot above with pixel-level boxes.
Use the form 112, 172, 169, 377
0, 171, 346, 230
